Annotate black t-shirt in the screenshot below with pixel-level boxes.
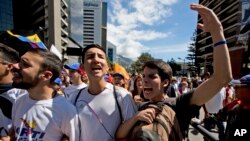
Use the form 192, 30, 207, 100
168, 91, 201, 137
225, 107, 250, 141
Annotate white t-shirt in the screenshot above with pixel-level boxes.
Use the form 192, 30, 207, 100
76, 83, 137, 141
205, 87, 226, 114
0, 88, 26, 137
64, 83, 87, 99
12, 94, 79, 141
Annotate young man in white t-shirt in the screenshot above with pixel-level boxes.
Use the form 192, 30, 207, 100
0, 44, 26, 141
63, 63, 87, 102
10, 48, 79, 141
75, 44, 137, 141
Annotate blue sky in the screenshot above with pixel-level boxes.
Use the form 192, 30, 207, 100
107, 0, 198, 62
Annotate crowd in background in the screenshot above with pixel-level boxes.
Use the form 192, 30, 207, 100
1, 3, 249, 141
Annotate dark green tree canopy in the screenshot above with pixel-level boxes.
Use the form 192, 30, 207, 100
130, 52, 154, 73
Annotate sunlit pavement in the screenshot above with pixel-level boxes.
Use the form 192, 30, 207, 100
187, 108, 218, 141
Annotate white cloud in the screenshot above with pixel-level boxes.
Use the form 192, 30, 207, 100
146, 41, 191, 54
107, 0, 178, 59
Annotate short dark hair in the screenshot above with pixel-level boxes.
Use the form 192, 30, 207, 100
26, 48, 62, 83
81, 44, 106, 63
0, 43, 19, 63
142, 60, 173, 82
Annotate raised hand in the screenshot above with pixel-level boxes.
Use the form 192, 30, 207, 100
190, 4, 223, 34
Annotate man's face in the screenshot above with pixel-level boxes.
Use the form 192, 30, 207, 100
142, 67, 166, 102
12, 52, 42, 89
136, 77, 143, 90
82, 48, 108, 80
81, 74, 88, 83
68, 69, 81, 84
113, 76, 124, 87
0, 59, 10, 79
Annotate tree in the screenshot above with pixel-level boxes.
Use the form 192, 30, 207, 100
130, 52, 154, 73
167, 58, 181, 76
186, 31, 197, 76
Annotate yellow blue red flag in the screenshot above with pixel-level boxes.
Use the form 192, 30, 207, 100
7, 30, 47, 49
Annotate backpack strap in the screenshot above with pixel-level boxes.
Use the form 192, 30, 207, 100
161, 104, 182, 141
139, 101, 165, 111
155, 118, 169, 134
74, 87, 86, 105
113, 85, 123, 123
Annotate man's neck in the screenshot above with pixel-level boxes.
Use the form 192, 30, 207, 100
0, 75, 14, 84
88, 79, 107, 95
28, 86, 55, 100
72, 80, 84, 86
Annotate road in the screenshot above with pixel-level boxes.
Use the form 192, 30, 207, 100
187, 108, 219, 141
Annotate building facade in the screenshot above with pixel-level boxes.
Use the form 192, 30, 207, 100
83, 0, 107, 50
0, 0, 87, 63
0, 0, 14, 31
107, 40, 117, 63
69, 0, 83, 47
12, 0, 70, 52
196, 0, 250, 78
1, 0, 108, 63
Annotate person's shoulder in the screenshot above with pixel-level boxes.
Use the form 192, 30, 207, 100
13, 93, 28, 107
64, 85, 78, 91
79, 83, 88, 88
114, 85, 131, 96
5, 88, 26, 96
53, 96, 77, 111
175, 90, 195, 105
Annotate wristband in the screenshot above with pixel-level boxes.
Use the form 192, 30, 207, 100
213, 40, 227, 47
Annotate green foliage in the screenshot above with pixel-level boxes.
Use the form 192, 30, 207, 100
185, 31, 197, 74
130, 52, 154, 73
167, 58, 181, 76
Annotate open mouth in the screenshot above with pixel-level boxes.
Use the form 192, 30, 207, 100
144, 87, 153, 91
92, 66, 102, 71
11, 70, 22, 82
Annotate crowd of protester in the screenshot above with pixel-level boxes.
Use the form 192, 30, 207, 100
0, 3, 249, 141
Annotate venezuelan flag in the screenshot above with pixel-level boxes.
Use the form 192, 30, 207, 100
7, 30, 47, 49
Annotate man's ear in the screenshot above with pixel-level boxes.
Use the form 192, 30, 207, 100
41, 71, 53, 80
162, 79, 170, 87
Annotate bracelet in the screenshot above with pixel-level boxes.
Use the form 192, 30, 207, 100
213, 40, 227, 47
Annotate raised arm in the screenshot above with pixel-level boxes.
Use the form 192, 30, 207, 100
190, 4, 232, 106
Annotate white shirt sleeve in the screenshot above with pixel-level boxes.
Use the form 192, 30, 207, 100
61, 105, 80, 141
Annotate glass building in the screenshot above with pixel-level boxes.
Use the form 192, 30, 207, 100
69, 0, 83, 46
83, 0, 107, 50
0, 0, 13, 31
